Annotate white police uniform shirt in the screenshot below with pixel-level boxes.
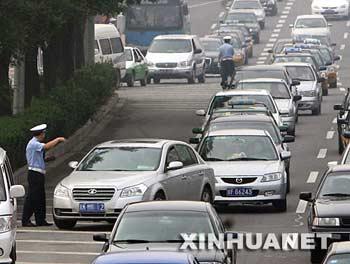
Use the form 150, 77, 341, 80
26, 137, 46, 174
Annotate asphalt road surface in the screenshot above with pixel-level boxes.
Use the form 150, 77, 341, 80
15, 0, 350, 263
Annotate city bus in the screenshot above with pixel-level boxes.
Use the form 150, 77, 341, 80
125, 0, 191, 53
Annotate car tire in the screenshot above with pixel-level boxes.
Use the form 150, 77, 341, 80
154, 191, 166, 200
53, 217, 77, 230
127, 72, 135, 87
10, 243, 16, 264
153, 78, 161, 84
312, 104, 321, 115
338, 133, 344, 154
188, 68, 196, 84
273, 199, 287, 212
201, 187, 213, 203
140, 73, 147, 86
286, 171, 290, 193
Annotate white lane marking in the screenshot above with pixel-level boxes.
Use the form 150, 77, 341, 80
17, 239, 102, 244
266, 43, 274, 47
271, 33, 279, 37
260, 52, 269, 56
256, 61, 265, 64
326, 131, 335, 139
285, 6, 292, 10
345, 33, 349, 39
340, 44, 346, 50
211, 23, 217, 30
278, 20, 286, 23
340, 87, 346, 92
339, 82, 343, 86
219, 11, 225, 18
307, 171, 319, 183
281, 15, 288, 19
282, 10, 290, 14
296, 200, 308, 214
339, 55, 343, 61
189, 0, 223, 8
333, 117, 337, 124
17, 250, 99, 256
258, 56, 267, 60
276, 24, 284, 28
317, 148, 327, 159
274, 28, 281, 32
347, 21, 350, 27
286, 2, 294, 5
269, 38, 277, 42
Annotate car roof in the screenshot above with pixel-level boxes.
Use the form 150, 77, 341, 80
274, 62, 313, 67
296, 14, 326, 20
0, 148, 5, 164
94, 251, 191, 264
215, 89, 271, 96
329, 242, 350, 255
275, 53, 314, 57
328, 164, 350, 174
211, 115, 274, 123
238, 78, 286, 83
125, 201, 208, 213
207, 129, 269, 137
96, 139, 173, 149
238, 65, 286, 71
200, 37, 222, 42
229, 10, 257, 14
154, 35, 196, 40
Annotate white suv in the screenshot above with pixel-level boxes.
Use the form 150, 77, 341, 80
0, 147, 25, 264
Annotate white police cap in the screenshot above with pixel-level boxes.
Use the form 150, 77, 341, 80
223, 36, 232, 41
30, 124, 47, 132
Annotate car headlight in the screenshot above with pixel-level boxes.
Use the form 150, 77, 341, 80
301, 90, 316, 97
178, 61, 191, 67
0, 216, 12, 233
261, 172, 282, 182
54, 184, 69, 198
120, 184, 147, 198
313, 217, 340, 227
147, 61, 155, 67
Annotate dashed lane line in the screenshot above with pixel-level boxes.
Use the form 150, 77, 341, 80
278, 20, 286, 23
347, 21, 350, 27
211, 23, 217, 30
276, 24, 284, 28
271, 34, 279, 38
340, 87, 346, 92
274, 28, 281, 32
281, 15, 288, 19
317, 148, 327, 159
219, 11, 225, 18
307, 171, 319, 183
285, 6, 292, 10
345, 33, 349, 39
340, 44, 346, 50
326, 131, 335, 139
333, 117, 337, 124
269, 38, 277, 42
296, 200, 308, 214
282, 11, 290, 14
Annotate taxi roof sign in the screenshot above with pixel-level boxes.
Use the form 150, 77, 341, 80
304, 38, 321, 45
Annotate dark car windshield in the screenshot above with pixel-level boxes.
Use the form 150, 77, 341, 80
236, 82, 291, 99
199, 135, 278, 161
319, 173, 350, 198
295, 18, 327, 28
149, 39, 192, 53
273, 55, 317, 68
232, 1, 262, 9
78, 147, 162, 172
210, 95, 277, 114
326, 253, 350, 264
209, 121, 281, 144
319, 48, 332, 64
114, 211, 215, 242
200, 39, 221, 52
226, 13, 258, 23
286, 66, 315, 81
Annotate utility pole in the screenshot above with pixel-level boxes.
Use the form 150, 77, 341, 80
12, 60, 25, 115
84, 16, 95, 65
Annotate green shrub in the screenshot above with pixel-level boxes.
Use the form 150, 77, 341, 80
0, 63, 116, 168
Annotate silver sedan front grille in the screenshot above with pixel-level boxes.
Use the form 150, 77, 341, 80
72, 188, 115, 201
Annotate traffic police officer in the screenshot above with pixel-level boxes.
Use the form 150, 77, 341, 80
219, 36, 235, 89
22, 124, 66, 227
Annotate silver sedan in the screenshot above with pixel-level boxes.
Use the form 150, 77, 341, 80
53, 139, 215, 229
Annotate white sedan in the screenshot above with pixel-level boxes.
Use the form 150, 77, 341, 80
312, 0, 350, 19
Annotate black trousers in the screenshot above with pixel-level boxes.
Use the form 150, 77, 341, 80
220, 60, 235, 86
22, 170, 46, 225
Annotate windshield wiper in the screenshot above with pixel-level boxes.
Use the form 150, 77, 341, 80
114, 239, 151, 244
228, 157, 271, 161
273, 96, 290, 99
322, 193, 350, 197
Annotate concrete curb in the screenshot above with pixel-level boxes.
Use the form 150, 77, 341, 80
14, 91, 122, 185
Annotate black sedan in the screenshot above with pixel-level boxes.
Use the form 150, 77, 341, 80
300, 165, 350, 263
93, 201, 237, 264
334, 89, 350, 154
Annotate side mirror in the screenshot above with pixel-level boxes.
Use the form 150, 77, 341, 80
68, 161, 79, 169
318, 77, 325, 83
331, 43, 337, 47
194, 48, 203, 54
192, 127, 204, 134
224, 231, 238, 241
167, 161, 184, 171
334, 104, 344, 111
280, 151, 291, 160
325, 62, 332, 66
189, 137, 201, 144
328, 161, 338, 168
267, 49, 273, 54
343, 131, 350, 139
283, 135, 295, 143
93, 233, 109, 242
291, 80, 301, 86
334, 55, 341, 61
279, 124, 289, 132
299, 192, 313, 202
195, 109, 206, 116
293, 95, 302, 102
10, 185, 25, 198
319, 66, 327, 71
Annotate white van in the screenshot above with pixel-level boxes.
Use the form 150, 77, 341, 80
95, 24, 126, 87
0, 148, 25, 264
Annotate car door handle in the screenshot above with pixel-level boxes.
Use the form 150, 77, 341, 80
182, 175, 187, 180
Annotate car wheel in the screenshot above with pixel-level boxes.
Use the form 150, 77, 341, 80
188, 68, 196, 84
273, 199, 287, 212
338, 133, 344, 154
201, 187, 213, 203
140, 73, 148, 86
286, 170, 290, 193
53, 216, 77, 230
10, 243, 16, 264
154, 192, 166, 200
312, 104, 321, 115
127, 72, 135, 87
153, 77, 161, 84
